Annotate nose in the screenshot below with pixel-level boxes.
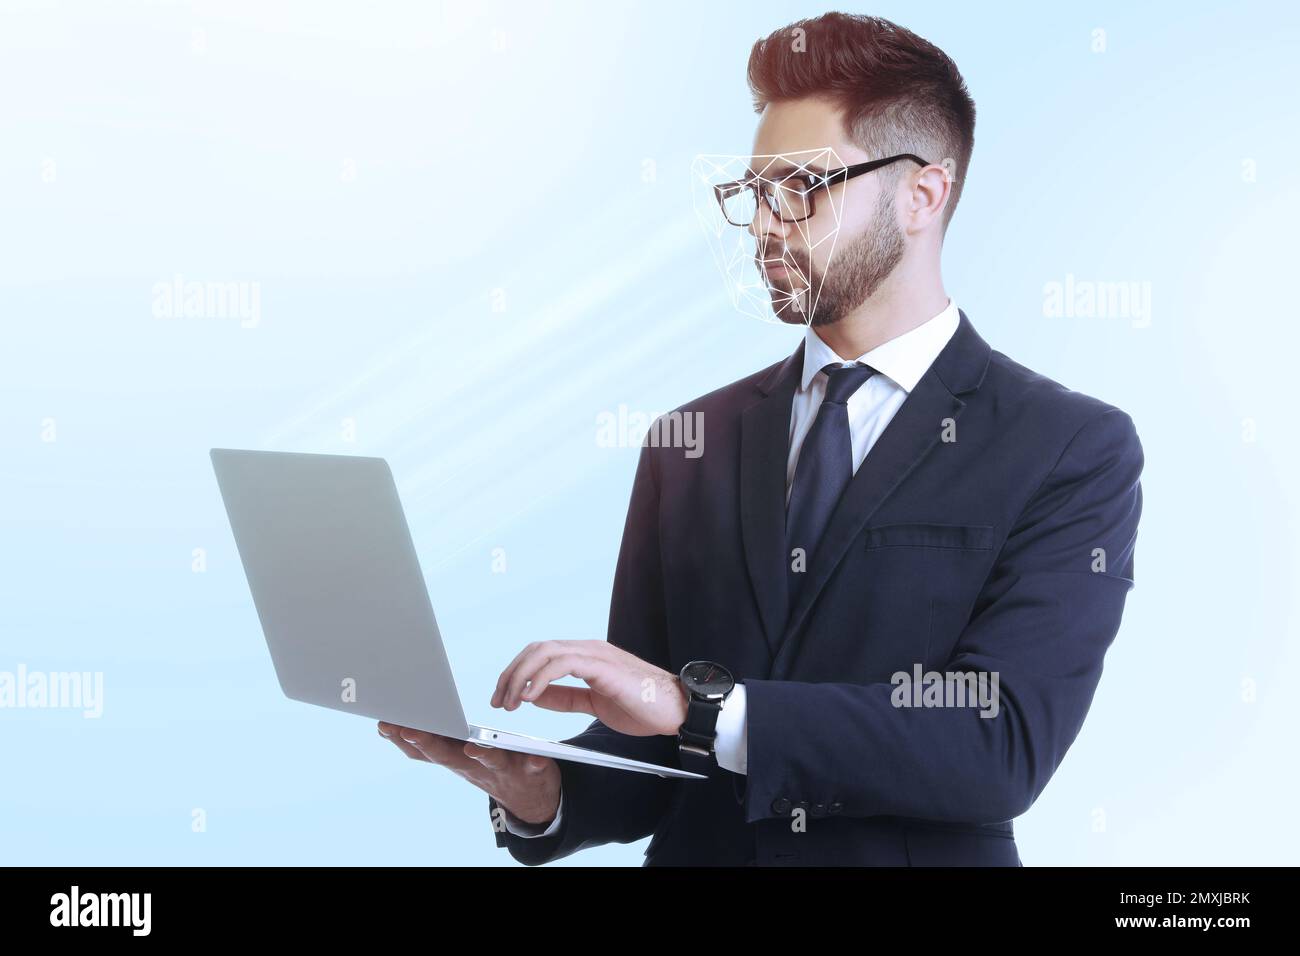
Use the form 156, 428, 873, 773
747, 199, 790, 247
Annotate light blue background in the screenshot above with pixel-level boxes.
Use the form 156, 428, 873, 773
2, 0, 1297, 865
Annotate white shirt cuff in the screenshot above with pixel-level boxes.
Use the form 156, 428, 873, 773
501, 789, 564, 838
712, 682, 748, 775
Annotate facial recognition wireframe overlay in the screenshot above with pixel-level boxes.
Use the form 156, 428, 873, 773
694, 148, 957, 328
694, 149, 843, 326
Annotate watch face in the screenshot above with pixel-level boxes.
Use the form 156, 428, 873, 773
681, 660, 734, 699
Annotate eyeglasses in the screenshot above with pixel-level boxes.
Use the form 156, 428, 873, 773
713, 154, 931, 226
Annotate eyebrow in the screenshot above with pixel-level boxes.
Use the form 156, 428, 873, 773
745, 162, 829, 180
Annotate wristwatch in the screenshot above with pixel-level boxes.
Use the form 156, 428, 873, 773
677, 660, 736, 775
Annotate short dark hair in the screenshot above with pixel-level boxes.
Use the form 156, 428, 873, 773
747, 12, 976, 228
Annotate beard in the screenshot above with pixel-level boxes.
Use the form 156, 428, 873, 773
766, 188, 905, 327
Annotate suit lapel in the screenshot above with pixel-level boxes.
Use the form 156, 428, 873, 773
769, 310, 992, 677
739, 342, 803, 658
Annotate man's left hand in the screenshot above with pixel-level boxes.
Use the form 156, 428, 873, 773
490, 640, 686, 737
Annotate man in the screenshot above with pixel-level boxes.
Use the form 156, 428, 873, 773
379, 12, 1143, 866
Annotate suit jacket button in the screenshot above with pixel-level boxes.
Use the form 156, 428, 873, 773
811, 803, 827, 817
772, 797, 792, 815
828, 802, 843, 815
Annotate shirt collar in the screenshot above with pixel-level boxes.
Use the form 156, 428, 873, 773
800, 298, 960, 394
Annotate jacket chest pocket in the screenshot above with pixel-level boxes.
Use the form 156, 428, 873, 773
797, 523, 1001, 682
816, 522, 996, 676
863, 522, 995, 551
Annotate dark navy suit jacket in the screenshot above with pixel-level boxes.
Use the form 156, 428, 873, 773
489, 310, 1143, 866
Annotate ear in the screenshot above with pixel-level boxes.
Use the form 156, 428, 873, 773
903, 163, 953, 233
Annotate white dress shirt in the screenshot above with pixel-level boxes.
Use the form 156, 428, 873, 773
502, 299, 962, 838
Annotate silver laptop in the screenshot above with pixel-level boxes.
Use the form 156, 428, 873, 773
210, 448, 704, 780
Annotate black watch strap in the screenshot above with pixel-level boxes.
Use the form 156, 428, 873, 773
677, 695, 724, 774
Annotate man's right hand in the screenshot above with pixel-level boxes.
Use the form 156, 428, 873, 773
377, 722, 562, 827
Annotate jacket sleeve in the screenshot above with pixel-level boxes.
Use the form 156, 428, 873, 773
741, 407, 1144, 825
488, 437, 680, 864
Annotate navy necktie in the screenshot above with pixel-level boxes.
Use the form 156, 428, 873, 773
786, 362, 878, 606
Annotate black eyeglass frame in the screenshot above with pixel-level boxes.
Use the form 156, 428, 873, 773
714, 153, 932, 226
